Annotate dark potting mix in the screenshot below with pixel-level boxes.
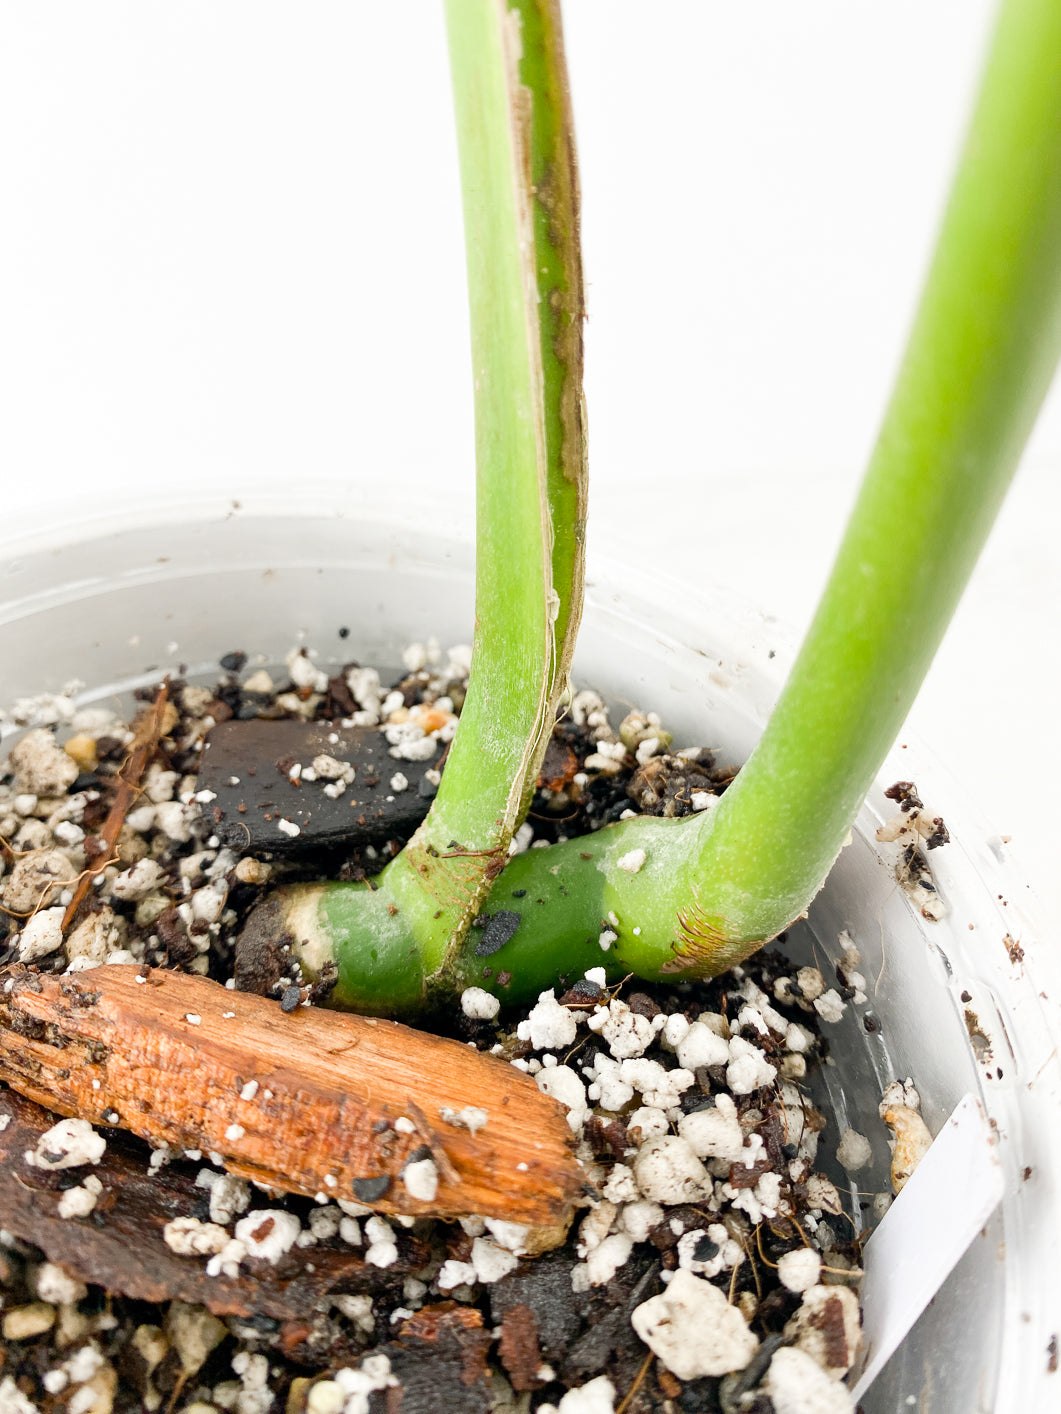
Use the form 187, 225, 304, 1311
0, 641, 939, 1414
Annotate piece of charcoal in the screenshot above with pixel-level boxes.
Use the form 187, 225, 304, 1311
473, 910, 522, 957
352, 1175, 391, 1203
195, 718, 439, 856
489, 1251, 590, 1360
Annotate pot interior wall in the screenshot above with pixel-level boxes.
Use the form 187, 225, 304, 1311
0, 508, 1045, 1413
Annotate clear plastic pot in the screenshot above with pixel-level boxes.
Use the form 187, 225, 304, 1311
1, 499, 1058, 1413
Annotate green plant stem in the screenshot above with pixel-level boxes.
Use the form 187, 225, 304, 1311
387, 0, 558, 976
251, 0, 1061, 1014
483, 0, 1061, 982
663, 0, 1061, 958
239, 0, 585, 1013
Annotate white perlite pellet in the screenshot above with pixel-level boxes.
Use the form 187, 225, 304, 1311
483, 1218, 529, 1253
616, 848, 646, 874
676, 1225, 740, 1279
536, 1065, 589, 1134
26, 1118, 106, 1170
584, 1232, 634, 1287
619, 1200, 665, 1243
765, 1347, 857, 1414
9, 728, 79, 796
437, 1259, 477, 1291
784, 1284, 862, 1377
305, 1382, 345, 1414
632, 1136, 712, 1204
460, 986, 500, 1021
726, 1035, 777, 1094
285, 648, 328, 693
631, 1269, 759, 1379
804, 1173, 843, 1215
675, 1020, 731, 1071
537, 1374, 617, 1414
209, 1174, 251, 1226
814, 988, 846, 1024
111, 858, 165, 901
776, 1247, 822, 1293
586, 1055, 634, 1112
163, 1217, 230, 1257
401, 1158, 439, 1203
234, 1210, 302, 1264
619, 1057, 694, 1110
35, 1263, 87, 1307
470, 1236, 518, 1284
332, 1352, 398, 1407
836, 1127, 873, 1172
58, 1179, 101, 1220
438, 1105, 488, 1133
677, 1094, 745, 1162
364, 1216, 399, 1269
17, 906, 65, 963
516, 989, 577, 1050
626, 1106, 670, 1145
0, 1375, 43, 1413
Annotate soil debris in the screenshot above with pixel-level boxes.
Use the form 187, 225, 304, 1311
0, 1088, 372, 1321
0, 644, 880, 1412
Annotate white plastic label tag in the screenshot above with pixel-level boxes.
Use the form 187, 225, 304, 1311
850, 1093, 1004, 1404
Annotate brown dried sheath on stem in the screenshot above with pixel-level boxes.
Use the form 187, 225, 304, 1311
61, 681, 170, 933
0, 965, 581, 1231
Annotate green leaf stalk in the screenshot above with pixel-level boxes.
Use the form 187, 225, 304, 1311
242, 0, 1061, 1015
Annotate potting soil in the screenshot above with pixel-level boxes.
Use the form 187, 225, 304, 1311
0, 642, 908, 1413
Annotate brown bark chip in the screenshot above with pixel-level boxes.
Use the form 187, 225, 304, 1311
388, 1304, 494, 1411
196, 719, 436, 856
0, 964, 581, 1229
499, 1302, 546, 1391
62, 683, 170, 934
0, 1087, 370, 1320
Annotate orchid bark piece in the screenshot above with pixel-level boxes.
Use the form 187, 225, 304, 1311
259, 0, 1061, 1010
0, 965, 581, 1232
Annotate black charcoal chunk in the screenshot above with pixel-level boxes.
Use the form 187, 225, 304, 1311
474, 910, 522, 957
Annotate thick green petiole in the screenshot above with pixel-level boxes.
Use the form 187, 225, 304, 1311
236, 0, 586, 1013
239, 0, 1061, 1018
384, 0, 585, 980
248, 0, 1061, 1015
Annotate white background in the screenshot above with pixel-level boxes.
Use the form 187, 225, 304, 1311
0, 3, 1057, 924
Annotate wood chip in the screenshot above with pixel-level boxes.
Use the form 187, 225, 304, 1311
0, 964, 582, 1230
498, 1302, 546, 1391
0, 1087, 371, 1319
62, 684, 170, 933
196, 719, 436, 855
